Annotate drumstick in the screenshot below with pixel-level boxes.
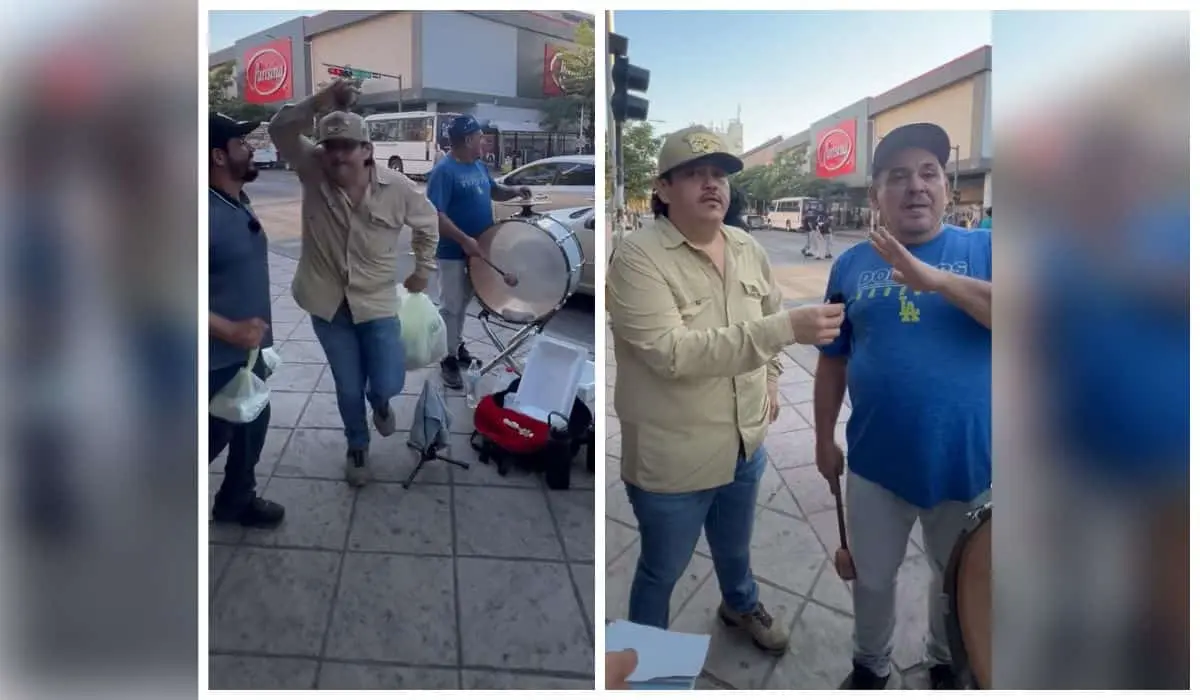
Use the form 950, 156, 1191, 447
481, 257, 519, 287
831, 475, 857, 581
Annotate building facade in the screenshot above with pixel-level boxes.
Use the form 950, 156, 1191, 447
210, 11, 593, 161
741, 46, 992, 218
869, 45, 992, 210
740, 135, 783, 169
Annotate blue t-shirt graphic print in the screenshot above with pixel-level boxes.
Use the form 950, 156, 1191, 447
819, 225, 992, 509
426, 157, 495, 260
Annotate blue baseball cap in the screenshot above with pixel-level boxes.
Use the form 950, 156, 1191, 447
448, 115, 483, 140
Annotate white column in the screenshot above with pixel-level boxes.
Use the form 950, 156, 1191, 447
983, 171, 992, 208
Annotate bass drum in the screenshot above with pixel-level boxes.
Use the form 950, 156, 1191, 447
469, 214, 584, 323
945, 502, 992, 689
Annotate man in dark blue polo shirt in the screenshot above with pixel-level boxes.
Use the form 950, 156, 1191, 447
208, 113, 285, 528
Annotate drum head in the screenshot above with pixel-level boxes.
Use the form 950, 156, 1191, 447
470, 218, 576, 322
948, 510, 992, 689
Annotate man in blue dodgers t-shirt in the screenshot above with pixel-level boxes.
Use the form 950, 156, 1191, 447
425, 115, 530, 389
812, 123, 992, 690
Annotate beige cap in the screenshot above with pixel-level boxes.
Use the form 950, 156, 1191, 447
657, 125, 744, 177
316, 110, 369, 144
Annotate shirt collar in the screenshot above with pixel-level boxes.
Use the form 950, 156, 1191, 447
655, 217, 745, 251
209, 186, 251, 210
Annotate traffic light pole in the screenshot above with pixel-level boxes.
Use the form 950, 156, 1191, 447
608, 26, 649, 251
613, 117, 627, 246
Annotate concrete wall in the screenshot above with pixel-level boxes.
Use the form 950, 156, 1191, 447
873, 78, 977, 164
420, 12, 519, 98
515, 27, 574, 99
308, 12, 415, 97
741, 136, 783, 169
211, 11, 590, 111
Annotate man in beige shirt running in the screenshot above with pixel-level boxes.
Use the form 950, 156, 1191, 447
269, 79, 439, 486
608, 125, 844, 652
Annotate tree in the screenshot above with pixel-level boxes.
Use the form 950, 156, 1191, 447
731, 146, 811, 212
539, 22, 595, 145
607, 121, 662, 209
209, 64, 276, 122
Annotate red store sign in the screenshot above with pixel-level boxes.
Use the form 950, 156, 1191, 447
815, 118, 857, 179
543, 44, 569, 97
243, 38, 293, 104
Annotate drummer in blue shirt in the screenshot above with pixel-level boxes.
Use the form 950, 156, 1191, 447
814, 122, 992, 690
426, 115, 530, 389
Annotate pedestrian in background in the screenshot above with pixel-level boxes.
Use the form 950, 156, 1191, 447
818, 211, 834, 259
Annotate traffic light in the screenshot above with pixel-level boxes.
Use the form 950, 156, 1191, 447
609, 33, 650, 122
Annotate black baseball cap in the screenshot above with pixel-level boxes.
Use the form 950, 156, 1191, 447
872, 122, 951, 177
210, 112, 261, 149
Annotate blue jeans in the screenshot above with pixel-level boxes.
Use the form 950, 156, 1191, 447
626, 445, 767, 629
310, 302, 405, 450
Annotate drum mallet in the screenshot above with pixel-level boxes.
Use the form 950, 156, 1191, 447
479, 257, 519, 287
831, 474, 857, 580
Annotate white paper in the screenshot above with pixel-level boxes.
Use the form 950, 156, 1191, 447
605, 619, 711, 684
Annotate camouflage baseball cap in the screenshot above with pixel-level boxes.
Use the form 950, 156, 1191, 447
316, 110, 369, 144
657, 125, 744, 177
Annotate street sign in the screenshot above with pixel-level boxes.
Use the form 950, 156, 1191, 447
322, 63, 397, 82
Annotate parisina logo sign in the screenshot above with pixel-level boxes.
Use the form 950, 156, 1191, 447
242, 37, 293, 104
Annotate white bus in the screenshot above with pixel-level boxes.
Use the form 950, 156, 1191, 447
364, 111, 459, 178
766, 196, 824, 231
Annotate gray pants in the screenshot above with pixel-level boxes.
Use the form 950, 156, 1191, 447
432, 259, 473, 357
847, 472, 989, 677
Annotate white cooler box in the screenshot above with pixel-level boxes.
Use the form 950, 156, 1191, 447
507, 336, 590, 423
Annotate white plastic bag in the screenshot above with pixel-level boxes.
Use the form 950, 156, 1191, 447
398, 288, 447, 368
210, 348, 270, 424
261, 346, 282, 378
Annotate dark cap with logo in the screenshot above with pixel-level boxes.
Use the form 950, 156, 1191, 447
872, 122, 951, 177
448, 115, 484, 140
210, 112, 261, 149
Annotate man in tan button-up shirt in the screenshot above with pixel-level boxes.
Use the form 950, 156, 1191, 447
269, 79, 440, 487
608, 125, 844, 651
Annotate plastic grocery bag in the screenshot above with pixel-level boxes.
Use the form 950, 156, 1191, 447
398, 287, 447, 368
210, 348, 270, 424
261, 346, 282, 379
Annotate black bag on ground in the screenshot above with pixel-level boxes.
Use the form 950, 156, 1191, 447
470, 377, 592, 487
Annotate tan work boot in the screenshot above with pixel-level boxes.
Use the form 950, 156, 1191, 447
345, 448, 371, 487
718, 601, 789, 655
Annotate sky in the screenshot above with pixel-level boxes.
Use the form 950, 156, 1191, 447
613, 11, 992, 150
208, 10, 309, 52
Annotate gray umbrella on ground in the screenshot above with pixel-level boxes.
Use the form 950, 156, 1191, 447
402, 377, 471, 489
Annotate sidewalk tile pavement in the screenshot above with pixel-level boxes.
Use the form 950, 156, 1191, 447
209, 253, 595, 690
604, 328, 933, 690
